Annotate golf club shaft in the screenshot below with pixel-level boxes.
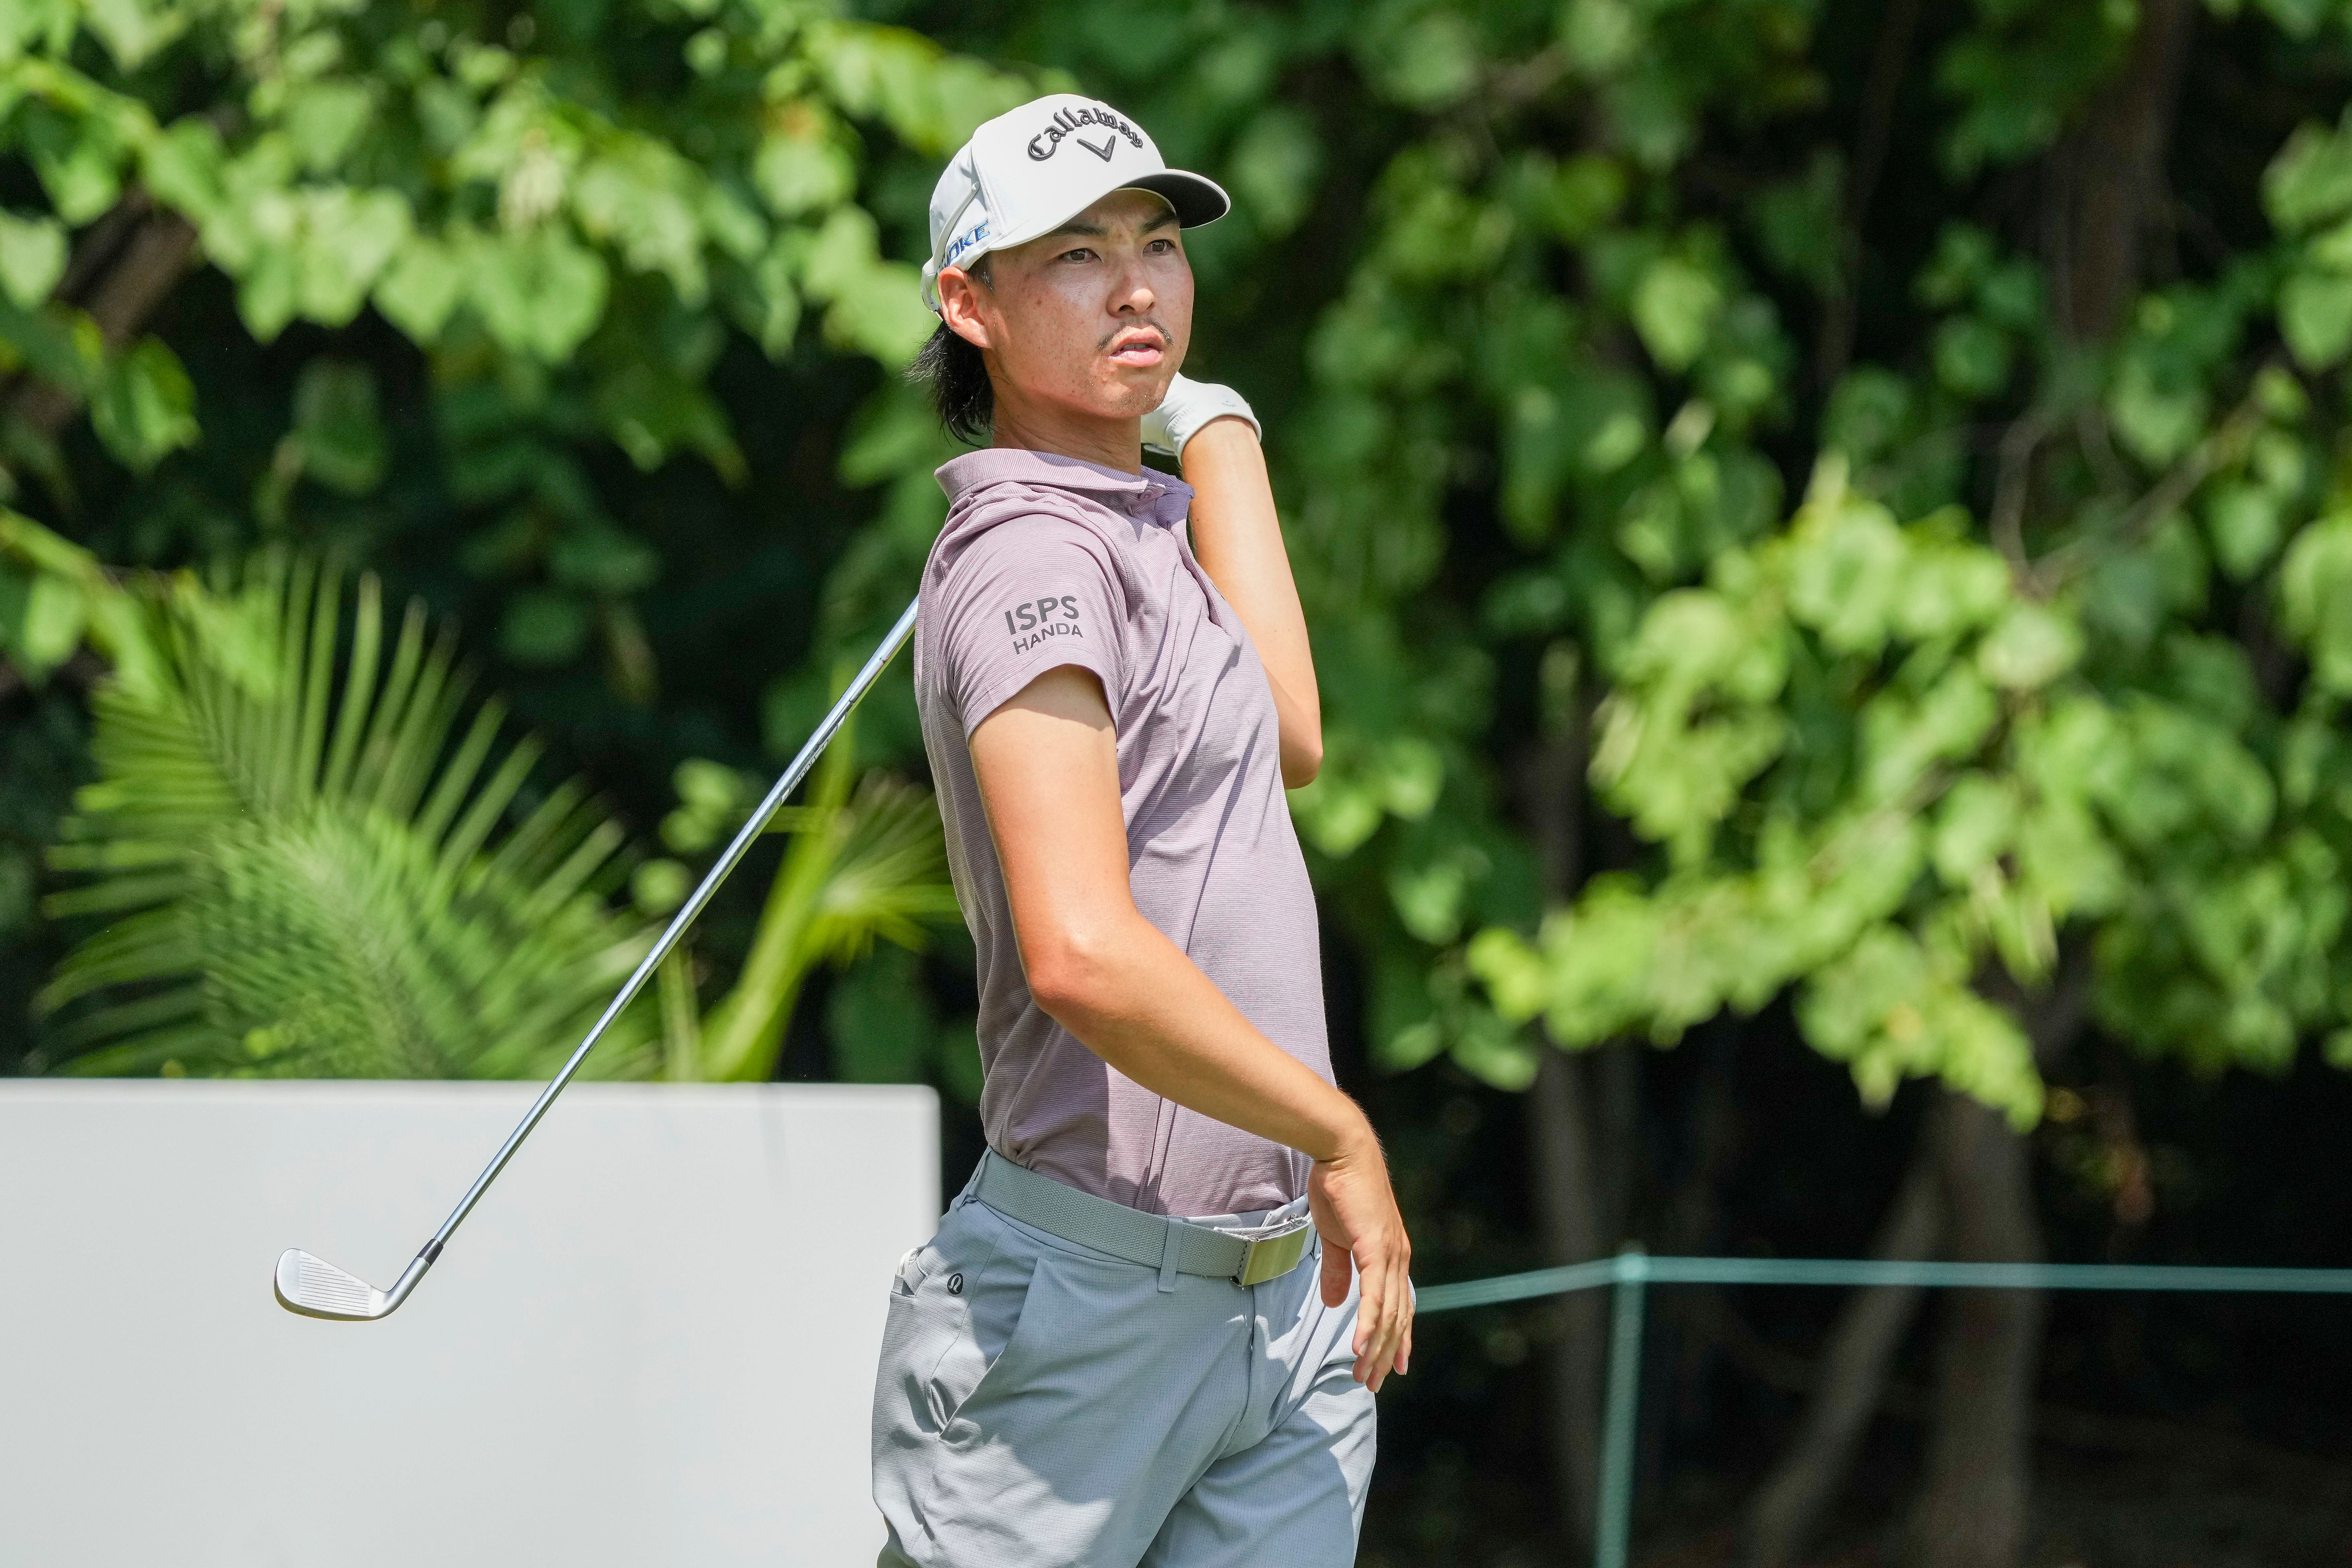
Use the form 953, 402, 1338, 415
400, 597, 921, 1289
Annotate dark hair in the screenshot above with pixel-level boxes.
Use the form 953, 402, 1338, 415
910, 255, 994, 444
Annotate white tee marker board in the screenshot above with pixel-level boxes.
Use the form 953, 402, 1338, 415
0, 1080, 939, 1568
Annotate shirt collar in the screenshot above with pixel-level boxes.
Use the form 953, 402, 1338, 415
937, 446, 1192, 525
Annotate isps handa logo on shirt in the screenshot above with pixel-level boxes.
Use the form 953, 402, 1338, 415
1003, 594, 1084, 654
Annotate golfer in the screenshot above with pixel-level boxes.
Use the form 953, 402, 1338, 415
870, 94, 1413, 1566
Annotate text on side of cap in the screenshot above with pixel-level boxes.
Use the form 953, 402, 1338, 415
946, 221, 992, 266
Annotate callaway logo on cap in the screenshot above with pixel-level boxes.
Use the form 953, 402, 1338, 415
921, 93, 1230, 312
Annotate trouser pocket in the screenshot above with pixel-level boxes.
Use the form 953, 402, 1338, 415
875, 1212, 1036, 1437
936, 1251, 1078, 1448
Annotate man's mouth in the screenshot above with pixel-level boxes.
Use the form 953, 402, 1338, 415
1106, 328, 1168, 367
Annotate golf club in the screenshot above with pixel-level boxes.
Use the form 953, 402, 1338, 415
274, 596, 922, 1321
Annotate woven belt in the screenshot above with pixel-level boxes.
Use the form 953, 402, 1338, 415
972, 1150, 1314, 1288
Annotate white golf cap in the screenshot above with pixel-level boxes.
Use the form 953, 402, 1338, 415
920, 93, 1229, 312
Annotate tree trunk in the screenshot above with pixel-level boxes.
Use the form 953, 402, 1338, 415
1656, 1028, 1742, 1495
1869, 0, 2200, 1554
1905, 960, 2093, 1563
1532, 1045, 1607, 1544
6, 189, 199, 439
1522, 641, 1628, 1549
1742, 1113, 1946, 1567
1595, 1038, 1642, 1244
1817, 0, 1925, 388
2049, 0, 2196, 341
1904, 1095, 2046, 1568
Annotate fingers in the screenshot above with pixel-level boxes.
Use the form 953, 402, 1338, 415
1352, 1232, 1413, 1392
1393, 1257, 1415, 1377
1311, 1143, 1413, 1391
1351, 1240, 1386, 1387
1386, 1247, 1413, 1388
1319, 1234, 1352, 1310
1378, 1238, 1414, 1388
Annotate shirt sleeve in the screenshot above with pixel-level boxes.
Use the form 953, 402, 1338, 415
934, 513, 1126, 738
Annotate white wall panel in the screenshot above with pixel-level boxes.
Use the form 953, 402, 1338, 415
0, 1081, 939, 1568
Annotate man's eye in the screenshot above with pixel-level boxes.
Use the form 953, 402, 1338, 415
1149, 238, 1176, 253
1060, 248, 1096, 263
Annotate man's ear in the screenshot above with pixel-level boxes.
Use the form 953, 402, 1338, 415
937, 268, 993, 351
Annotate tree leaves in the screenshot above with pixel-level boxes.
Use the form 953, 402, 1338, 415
2280, 511, 2352, 695
464, 224, 609, 361
1976, 604, 2081, 691
234, 187, 413, 340
754, 117, 857, 219
2277, 269, 2352, 370
4, 0, 2351, 1135
1631, 256, 1724, 373
2262, 112, 2352, 236
371, 233, 465, 339
0, 557, 86, 676
1291, 731, 1447, 857
77, 0, 185, 70
1475, 433, 2216, 1117
0, 0, 1040, 533
281, 359, 388, 497
281, 78, 375, 174
88, 337, 195, 473
898, 0, 2352, 1132
0, 210, 65, 307
21, 97, 126, 223
1799, 926, 2042, 1125
2267, 110, 2352, 368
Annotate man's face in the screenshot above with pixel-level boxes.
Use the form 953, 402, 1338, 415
938, 187, 1193, 422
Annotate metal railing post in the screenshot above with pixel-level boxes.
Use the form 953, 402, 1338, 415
1594, 1247, 1648, 1568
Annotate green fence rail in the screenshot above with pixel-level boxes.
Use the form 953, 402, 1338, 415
1415, 1251, 2352, 1568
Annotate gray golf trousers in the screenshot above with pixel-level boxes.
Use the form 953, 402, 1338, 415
870, 1155, 1377, 1566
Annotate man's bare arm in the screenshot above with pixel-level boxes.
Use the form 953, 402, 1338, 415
970, 665, 1409, 1387
1179, 419, 1322, 787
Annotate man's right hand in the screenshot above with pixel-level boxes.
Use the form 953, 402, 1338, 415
1308, 1127, 1413, 1392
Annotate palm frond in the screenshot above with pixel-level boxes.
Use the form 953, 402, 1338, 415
38, 554, 657, 1079
689, 719, 959, 1084
802, 778, 965, 961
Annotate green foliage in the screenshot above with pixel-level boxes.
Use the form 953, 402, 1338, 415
0, 508, 164, 694
0, 0, 1018, 368
903, 0, 2352, 1125
828, 943, 983, 1101
655, 719, 960, 1083
1469, 462, 2085, 1121
0, 0, 1042, 698
0, 0, 2347, 1144
2266, 109, 2352, 370
0, 0, 1032, 1083
34, 550, 662, 1078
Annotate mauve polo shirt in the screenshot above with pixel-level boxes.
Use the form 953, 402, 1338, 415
913, 446, 1333, 1218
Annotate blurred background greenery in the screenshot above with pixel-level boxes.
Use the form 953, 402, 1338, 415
4, 0, 2352, 1561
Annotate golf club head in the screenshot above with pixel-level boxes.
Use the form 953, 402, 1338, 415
274, 1248, 393, 1320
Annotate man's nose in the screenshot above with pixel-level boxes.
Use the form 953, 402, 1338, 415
1112, 261, 1156, 315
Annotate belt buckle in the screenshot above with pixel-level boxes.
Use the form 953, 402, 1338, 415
1231, 1216, 1313, 1287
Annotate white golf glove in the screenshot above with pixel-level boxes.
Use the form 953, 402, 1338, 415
1141, 373, 1260, 459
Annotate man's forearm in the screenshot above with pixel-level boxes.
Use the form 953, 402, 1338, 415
1180, 419, 1323, 785
974, 666, 1366, 1167
1025, 904, 1371, 1164
972, 657, 1411, 1383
